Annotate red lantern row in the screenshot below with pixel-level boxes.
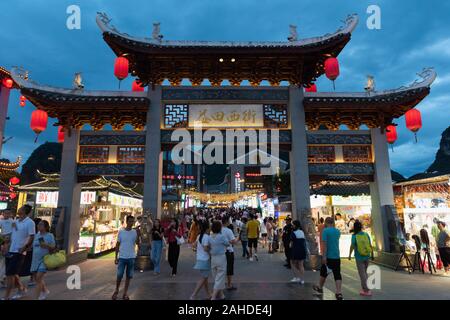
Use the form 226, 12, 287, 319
20, 95, 26, 107
1, 77, 13, 89
9, 177, 20, 185
385, 108, 423, 147
30, 109, 48, 142
58, 126, 64, 143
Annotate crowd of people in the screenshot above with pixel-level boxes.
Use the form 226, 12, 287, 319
0, 205, 55, 300
2, 205, 449, 301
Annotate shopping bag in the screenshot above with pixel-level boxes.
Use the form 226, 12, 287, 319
44, 250, 67, 270
436, 258, 443, 270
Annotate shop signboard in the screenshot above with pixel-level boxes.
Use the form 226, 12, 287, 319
331, 195, 372, 206
108, 192, 143, 208
189, 104, 264, 128
36, 191, 98, 208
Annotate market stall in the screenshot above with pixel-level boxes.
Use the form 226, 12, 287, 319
18, 172, 143, 256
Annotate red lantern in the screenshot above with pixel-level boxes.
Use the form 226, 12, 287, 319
2, 78, 13, 89
132, 80, 144, 92
57, 126, 65, 143
386, 125, 398, 151
9, 192, 17, 200
324, 57, 340, 90
405, 109, 422, 143
30, 109, 48, 142
114, 56, 129, 88
305, 84, 317, 92
9, 177, 20, 185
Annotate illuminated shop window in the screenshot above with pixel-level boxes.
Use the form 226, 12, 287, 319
117, 146, 145, 163
79, 146, 109, 163
308, 146, 335, 163
342, 146, 372, 163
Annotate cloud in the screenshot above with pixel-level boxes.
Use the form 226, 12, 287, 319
407, 38, 450, 60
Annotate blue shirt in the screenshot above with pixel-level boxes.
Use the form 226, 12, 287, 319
31, 232, 56, 267
207, 233, 229, 256
351, 232, 371, 261
322, 227, 340, 259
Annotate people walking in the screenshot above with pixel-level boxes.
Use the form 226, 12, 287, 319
207, 220, 230, 300
436, 221, 450, 275
266, 217, 274, 253
0, 209, 15, 288
313, 217, 343, 300
150, 219, 164, 275
3, 205, 35, 300
166, 218, 183, 277
30, 220, 55, 300
348, 220, 374, 296
246, 214, 260, 261
289, 220, 307, 284
191, 220, 212, 300
222, 217, 238, 290
282, 217, 293, 269
188, 216, 200, 247
260, 217, 268, 249
239, 217, 249, 258
112, 215, 140, 300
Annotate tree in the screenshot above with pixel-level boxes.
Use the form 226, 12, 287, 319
21, 142, 62, 184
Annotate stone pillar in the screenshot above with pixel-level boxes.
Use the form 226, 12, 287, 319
370, 127, 395, 252
0, 86, 11, 156
58, 128, 82, 254
143, 86, 163, 219
288, 85, 317, 254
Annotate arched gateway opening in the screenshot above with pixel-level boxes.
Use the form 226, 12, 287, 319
8, 13, 435, 266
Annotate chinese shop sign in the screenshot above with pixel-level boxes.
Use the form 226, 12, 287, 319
188, 104, 264, 128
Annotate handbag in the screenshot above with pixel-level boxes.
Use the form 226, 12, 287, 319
176, 236, 185, 245
43, 250, 67, 270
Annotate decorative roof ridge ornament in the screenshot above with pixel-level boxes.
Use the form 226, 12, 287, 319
288, 25, 298, 42
73, 72, 84, 90
96, 12, 358, 47
10, 67, 149, 98
152, 22, 163, 42
364, 75, 375, 95
304, 67, 437, 98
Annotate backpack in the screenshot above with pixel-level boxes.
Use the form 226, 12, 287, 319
355, 233, 371, 257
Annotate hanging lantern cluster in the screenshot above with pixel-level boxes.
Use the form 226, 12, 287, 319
20, 95, 26, 107
132, 80, 144, 92
114, 56, 129, 88
405, 108, 422, 142
385, 124, 398, 151
30, 109, 48, 142
57, 126, 65, 143
324, 57, 340, 90
2, 77, 13, 89
9, 192, 17, 200
9, 176, 20, 185
305, 84, 317, 92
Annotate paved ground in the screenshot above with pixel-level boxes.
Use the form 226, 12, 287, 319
2, 244, 450, 300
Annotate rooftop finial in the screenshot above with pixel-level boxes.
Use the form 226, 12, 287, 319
365, 75, 375, 94
152, 22, 163, 41
73, 72, 84, 90
288, 25, 298, 42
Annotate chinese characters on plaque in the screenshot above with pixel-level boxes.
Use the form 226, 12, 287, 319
189, 104, 264, 128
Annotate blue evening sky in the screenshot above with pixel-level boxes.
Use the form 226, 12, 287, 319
0, 0, 449, 177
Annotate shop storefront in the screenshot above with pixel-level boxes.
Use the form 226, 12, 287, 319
18, 173, 143, 256
394, 174, 450, 238
311, 194, 372, 257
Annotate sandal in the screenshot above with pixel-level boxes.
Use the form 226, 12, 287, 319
335, 293, 344, 300
123, 295, 130, 300
112, 291, 119, 300
312, 285, 323, 294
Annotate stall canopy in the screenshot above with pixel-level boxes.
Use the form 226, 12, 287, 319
310, 176, 370, 196
18, 171, 143, 199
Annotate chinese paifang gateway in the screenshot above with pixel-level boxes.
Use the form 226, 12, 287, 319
7, 12, 437, 264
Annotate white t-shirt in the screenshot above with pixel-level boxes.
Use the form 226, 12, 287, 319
118, 228, 137, 259
260, 220, 267, 234
221, 227, 236, 253
0, 218, 15, 235
196, 234, 210, 261
9, 217, 35, 253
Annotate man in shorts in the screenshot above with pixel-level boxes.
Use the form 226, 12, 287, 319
313, 217, 343, 300
3, 205, 35, 300
246, 214, 260, 262
113, 215, 140, 300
